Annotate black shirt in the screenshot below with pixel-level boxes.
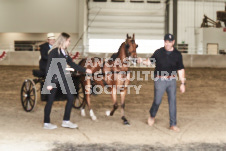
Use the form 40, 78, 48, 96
39, 42, 50, 72
46, 48, 86, 85
150, 47, 184, 76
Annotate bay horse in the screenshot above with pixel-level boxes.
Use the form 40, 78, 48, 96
79, 34, 138, 125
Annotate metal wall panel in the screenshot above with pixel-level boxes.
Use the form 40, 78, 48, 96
0, 0, 79, 33
88, 0, 225, 53
177, 0, 225, 54
88, 0, 165, 39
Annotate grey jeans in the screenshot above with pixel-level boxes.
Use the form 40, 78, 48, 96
150, 78, 177, 126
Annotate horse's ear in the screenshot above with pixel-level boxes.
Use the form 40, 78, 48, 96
127, 34, 129, 39
132, 34, 135, 40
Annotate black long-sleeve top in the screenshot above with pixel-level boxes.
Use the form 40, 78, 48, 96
150, 47, 184, 76
45, 48, 86, 85
39, 42, 50, 71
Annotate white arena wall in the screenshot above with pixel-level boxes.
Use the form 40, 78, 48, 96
0, 0, 80, 33
0, 0, 225, 68
0, 0, 225, 55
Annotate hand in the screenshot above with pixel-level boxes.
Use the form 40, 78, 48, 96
180, 84, 185, 93
65, 67, 75, 72
86, 69, 92, 74
47, 86, 53, 90
137, 57, 143, 64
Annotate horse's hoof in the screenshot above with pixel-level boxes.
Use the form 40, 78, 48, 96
123, 121, 130, 125
91, 115, 97, 121
121, 116, 130, 125
81, 109, 86, 117
106, 111, 110, 116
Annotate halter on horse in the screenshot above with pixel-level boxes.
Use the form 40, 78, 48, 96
78, 34, 138, 125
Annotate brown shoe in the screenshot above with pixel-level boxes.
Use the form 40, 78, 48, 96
147, 117, 155, 126
170, 126, 180, 132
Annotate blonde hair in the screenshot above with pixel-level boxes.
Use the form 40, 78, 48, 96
49, 32, 70, 54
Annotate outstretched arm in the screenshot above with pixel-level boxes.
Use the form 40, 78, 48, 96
67, 56, 92, 74
137, 57, 153, 65
137, 51, 156, 66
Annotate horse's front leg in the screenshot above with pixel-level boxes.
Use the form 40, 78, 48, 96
106, 85, 118, 116
120, 89, 129, 125
80, 78, 86, 117
120, 72, 130, 125
82, 78, 97, 120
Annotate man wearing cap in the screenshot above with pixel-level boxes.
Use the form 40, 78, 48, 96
39, 33, 55, 75
138, 33, 186, 132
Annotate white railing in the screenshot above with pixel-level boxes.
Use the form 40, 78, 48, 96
0, 42, 223, 55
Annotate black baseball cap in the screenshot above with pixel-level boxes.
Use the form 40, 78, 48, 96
164, 33, 174, 41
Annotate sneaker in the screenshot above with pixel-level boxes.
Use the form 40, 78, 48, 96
61, 121, 78, 129
147, 117, 155, 126
43, 123, 57, 129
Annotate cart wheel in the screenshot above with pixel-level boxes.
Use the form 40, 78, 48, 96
73, 81, 85, 109
21, 79, 37, 112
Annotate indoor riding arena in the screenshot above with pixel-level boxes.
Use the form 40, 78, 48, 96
1, 0, 226, 151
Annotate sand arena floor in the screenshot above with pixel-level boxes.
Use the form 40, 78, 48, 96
1, 66, 226, 150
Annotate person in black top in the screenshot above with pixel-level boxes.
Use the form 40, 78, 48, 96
39, 33, 56, 76
43, 32, 92, 129
138, 33, 186, 132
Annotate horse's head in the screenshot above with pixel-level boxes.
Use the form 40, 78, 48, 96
125, 34, 138, 59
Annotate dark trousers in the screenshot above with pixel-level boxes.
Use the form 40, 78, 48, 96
44, 81, 74, 123
149, 78, 177, 126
